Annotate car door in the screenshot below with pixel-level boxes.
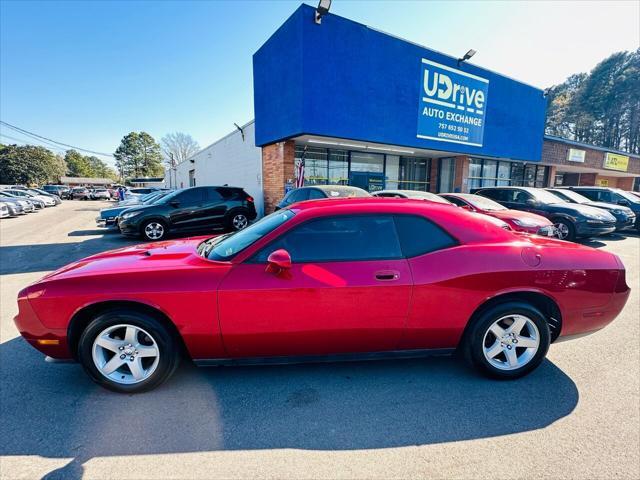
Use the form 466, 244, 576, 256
217, 214, 413, 358
200, 187, 228, 227
167, 187, 207, 231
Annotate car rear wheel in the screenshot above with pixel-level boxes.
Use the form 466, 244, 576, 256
78, 309, 180, 393
462, 301, 550, 380
142, 220, 167, 241
553, 218, 575, 241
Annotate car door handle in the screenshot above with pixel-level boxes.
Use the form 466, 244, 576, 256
375, 270, 400, 281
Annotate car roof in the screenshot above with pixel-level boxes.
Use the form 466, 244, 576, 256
287, 197, 514, 244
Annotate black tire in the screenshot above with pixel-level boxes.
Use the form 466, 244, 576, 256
77, 309, 180, 393
226, 209, 250, 231
141, 219, 168, 241
461, 301, 550, 380
552, 218, 576, 241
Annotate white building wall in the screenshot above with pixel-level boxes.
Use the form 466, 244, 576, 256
174, 121, 264, 217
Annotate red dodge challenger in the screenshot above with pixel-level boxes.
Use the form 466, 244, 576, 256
14, 198, 630, 392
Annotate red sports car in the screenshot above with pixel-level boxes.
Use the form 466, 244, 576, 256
14, 198, 629, 392
441, 193, 556, 236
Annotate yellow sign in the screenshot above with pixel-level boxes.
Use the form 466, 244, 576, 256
598, 179, 609, 187
603, 152, 629, 172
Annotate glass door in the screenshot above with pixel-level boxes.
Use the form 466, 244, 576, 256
438, 158, 455, 193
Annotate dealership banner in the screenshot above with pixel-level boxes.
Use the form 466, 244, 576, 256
417, 59, 489, 147
603, 152, 629, 172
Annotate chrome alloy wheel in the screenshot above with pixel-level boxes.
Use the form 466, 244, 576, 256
482, 314, 540, 371
554, 222, 569, 240
144, 222, 164, 240
232, 214, 248, 230
92, 324, 160, 385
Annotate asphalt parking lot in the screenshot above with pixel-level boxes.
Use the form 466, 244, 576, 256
1, 200, 638, 480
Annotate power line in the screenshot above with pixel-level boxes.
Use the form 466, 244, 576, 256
0, 131, 70, 153
0, 120, 114, 157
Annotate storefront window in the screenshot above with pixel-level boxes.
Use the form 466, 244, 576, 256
296, 146, 328, 185
350, 151, 384, 173
468, 158, 549, 191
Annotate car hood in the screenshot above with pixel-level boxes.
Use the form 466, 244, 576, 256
39, 236, 217, 281
549, 202, 616, 220
100, 205, 131, 217
490, 210, 551, 226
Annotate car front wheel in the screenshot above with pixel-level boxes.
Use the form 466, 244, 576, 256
77, 309, 180, 393
462, 301, 550, 380
141, 220, 167, 241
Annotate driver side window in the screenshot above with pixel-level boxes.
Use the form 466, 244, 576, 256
252, 215, 403, 263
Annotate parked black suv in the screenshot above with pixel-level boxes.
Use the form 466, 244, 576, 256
276, 185, 370, 210
546, 188, 636, 232
567, 186, 640, 231
118, 186, 257, 241
475, 186, 616, 241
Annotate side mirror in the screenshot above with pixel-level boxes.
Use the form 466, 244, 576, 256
461, 205, 474, 211
170, 200, 180, 207
617, 199, 629, 206
266, 249, 292, 275
525, 199, 538, 207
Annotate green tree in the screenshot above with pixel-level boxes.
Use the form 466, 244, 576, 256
0, 144, 66, 185
64, 149, 92, 177
114, 132, 164, 179
546, 49, 640, 154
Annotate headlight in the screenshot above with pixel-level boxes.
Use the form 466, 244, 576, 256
612, 209, 624, 215
121, 211, 142, 220
512, 218, 540, 227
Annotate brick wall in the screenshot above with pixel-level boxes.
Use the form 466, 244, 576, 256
452, 156, 469, 192
262, 140, 295, 214
542, 139, 640, 175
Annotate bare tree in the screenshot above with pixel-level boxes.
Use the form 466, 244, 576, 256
160, 132, 200, 166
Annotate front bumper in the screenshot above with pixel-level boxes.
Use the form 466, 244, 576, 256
96, 216, 118, 228
615, 214, 636, 231
575, 221, 617, 237
118, 218, 141, 236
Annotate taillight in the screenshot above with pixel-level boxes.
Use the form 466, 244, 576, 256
247, 196, 254, 203
615, 269, 629, 293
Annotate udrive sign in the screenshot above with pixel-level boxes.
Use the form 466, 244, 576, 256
417, 59, 489, 147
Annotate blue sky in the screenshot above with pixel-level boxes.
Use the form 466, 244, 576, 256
1, 1, 638, 166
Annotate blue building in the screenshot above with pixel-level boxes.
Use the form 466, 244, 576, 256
176, 3, 640, 213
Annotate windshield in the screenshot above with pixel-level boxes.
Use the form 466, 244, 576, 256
143, 192, 169, 204
531, 189, 568, 203
615, 189, 640, 204
201, 209, 296, 261
551, 189, 589, 203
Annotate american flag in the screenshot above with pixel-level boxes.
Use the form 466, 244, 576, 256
295, 146, 307, 188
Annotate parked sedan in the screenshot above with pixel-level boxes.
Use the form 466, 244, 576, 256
475, 187, 616, 241
4, 189, 55, 207
546, 188, 635, 232
276, 185, 370, 210
71, 187, 91, 200
14, 198, 629, 393
97, 191, 170, 228
27, 188, 62, 205
0, 200, 22, 216
568, 187, 640, 231
372, 190, 454, 204
118, 186, 257, 241
90, 188, 112, 200
440, 193, 556, 237
42, 185, 70, 199
0, 190, 36, 214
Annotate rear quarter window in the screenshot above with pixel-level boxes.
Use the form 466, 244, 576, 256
393, 215, 457, 257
